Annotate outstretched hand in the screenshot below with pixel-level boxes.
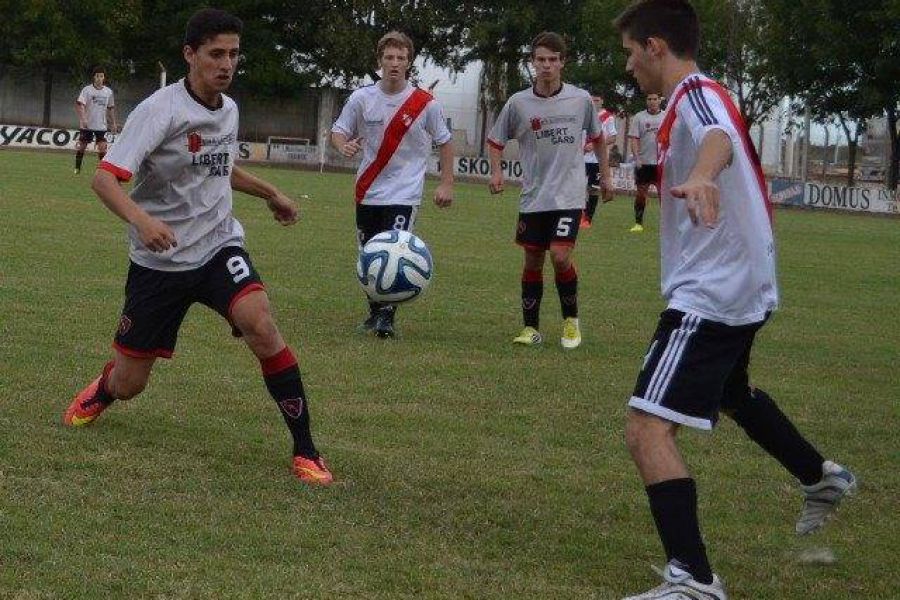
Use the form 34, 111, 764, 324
670, 176, 719, 227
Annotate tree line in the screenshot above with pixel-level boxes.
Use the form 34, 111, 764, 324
0, 0, 897, 187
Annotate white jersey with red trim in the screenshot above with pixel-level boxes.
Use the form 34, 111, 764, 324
489, 84, 601, 213
658, 72, 778, 326
100, 79, 243, 272
331, 82, 451, 206
77, 85, 115, 131
584, 109, 617, 164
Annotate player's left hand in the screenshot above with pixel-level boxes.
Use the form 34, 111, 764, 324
267, 192, 299, 226
601, 180, 614, 203
671, 177, 719, 227
434, 183, 453, 208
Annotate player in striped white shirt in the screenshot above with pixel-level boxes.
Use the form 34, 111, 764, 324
614, 2, 856, 598
581, 93, 617, 229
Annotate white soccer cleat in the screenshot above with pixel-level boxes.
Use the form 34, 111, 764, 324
796, 460, 857, 535
623, 562, 727, 600
561, 317, 582, 349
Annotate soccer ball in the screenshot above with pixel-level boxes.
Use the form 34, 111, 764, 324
357, 230, 433, 304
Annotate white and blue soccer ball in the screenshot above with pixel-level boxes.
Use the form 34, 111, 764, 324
357, 230, 433, 304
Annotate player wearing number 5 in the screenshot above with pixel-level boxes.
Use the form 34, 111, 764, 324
63, 9, 333, 486
488, 32, 610, 349
331, 31, 454, 339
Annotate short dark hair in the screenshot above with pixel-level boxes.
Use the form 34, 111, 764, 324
613, 0, 700, 60
91, 66, 105, 76
531, 31, 567, 59
184, 8, 243, 50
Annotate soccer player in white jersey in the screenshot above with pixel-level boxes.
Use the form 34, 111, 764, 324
488, 32, 608, 349
614, 2, 855, 598
627, 93, 664, 232
74, 66, 117, 174
581, 93, 617, 229
331, 31, 454, 339
62, 9, 333, 486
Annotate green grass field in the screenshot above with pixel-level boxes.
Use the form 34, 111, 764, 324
1, 148, 897, 599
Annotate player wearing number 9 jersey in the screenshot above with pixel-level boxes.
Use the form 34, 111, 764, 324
488, 32, 608, 349
62, 8, 333, 486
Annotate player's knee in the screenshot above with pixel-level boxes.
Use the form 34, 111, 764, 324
236, 310, 278, 343
550, 249, 571, 271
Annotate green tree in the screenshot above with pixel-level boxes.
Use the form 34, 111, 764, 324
764, 0, 898, 187
3, 0, 139, 125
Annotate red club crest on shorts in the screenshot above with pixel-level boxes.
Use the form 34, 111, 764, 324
279, 397, 305, 419
187, 131, 202, 153
531, 117, 542, 131
117, 314, 133, 335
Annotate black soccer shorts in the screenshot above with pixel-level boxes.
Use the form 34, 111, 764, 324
634, 164, 658, 186
584, 162, 601, 190
515, 209, 582, 250
355, 203, 418, 247
628, 309, 767, 430
79, 129, 107, 144
113, 246, 265, 359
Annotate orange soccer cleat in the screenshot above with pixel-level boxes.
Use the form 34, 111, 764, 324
292, 455, 334, 486
63, 362, 114, 427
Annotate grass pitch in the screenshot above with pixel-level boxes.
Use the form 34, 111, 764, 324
0, 149, 897, 598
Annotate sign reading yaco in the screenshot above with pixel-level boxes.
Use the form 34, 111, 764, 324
0, 124, 117, 149
769, 178, 898, 215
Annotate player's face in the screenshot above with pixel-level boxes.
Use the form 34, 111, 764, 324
592, 96, 604, 110
184, 33, 241, 94
622, 33, 661, 95
646, 94, 661, 113
93, 72, 105, 87
532, 47, 564, 85
379, 45, 410, 84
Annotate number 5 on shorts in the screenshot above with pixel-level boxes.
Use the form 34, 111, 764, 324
226, 256, 251, 283
556, 217, 573, 237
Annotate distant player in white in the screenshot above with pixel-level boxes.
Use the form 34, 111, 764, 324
74, 66, 117, 174
627, 93, 664, 232
63, 9, 334, 486
614, 2, 856, 598
488, 32, 609, 349
331, 31, 454, 339
581, 93, 617, 229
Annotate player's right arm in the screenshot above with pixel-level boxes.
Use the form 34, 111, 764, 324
486, 98, 515, 194
628, 114, 641, 165
330, 92, 364, 158
93, 94, 176, 252
92, 171, 176, 252
75, 93, 87, 130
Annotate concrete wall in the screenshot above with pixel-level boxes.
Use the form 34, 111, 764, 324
0, 69, 321, 143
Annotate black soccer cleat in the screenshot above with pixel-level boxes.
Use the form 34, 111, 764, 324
356, 312, 379, 333
374, 306, 396, 339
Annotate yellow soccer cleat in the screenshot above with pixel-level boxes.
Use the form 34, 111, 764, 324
561, 317, 582, 349
513, 326, 543, 346
629, 223, 645, 233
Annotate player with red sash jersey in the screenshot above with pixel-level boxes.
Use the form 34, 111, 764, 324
614, 2, 856, 598
331, 31, 454, 338
581, 93, 618, 229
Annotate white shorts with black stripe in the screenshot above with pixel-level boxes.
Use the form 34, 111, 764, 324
629, 309, 766, 430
